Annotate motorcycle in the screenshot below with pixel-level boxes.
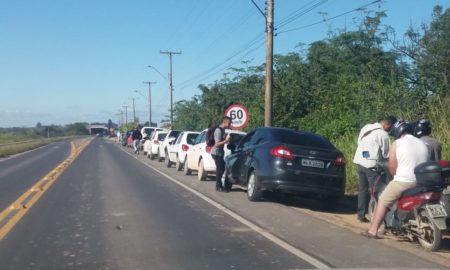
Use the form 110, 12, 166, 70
363, 151, 450, 251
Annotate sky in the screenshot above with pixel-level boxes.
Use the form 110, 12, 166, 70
0, 0, 448, 127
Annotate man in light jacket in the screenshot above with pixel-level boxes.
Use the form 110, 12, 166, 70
353, 116, 397, 222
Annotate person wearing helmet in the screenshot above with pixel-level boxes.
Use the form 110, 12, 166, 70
362, 121, 429, 239
353, 116, 397, 223
414, 119, 442, 161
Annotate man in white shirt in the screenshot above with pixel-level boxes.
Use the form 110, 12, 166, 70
353, 116, 397, 222
362, 121, 429, 239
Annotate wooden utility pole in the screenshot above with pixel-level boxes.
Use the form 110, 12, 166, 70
122, 105, 129, 124
130, 98, 136, 123
265, 0, 274, 127
160, 50, 181, 129
142, 81, 156, 127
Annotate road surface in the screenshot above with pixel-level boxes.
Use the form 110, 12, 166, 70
0, 138, 447, 269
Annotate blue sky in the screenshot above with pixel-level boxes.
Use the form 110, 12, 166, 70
0, 0, 448, 127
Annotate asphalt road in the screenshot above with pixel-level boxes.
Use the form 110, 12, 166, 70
0, 138, 447, 269
0, 140, 71, 211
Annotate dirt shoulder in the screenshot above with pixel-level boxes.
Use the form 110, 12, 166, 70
290, 195, 450, 266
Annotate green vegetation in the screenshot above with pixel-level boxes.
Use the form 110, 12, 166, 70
0, 123, 90, 157
172, 6, 450, 193
0, 138, 70, 158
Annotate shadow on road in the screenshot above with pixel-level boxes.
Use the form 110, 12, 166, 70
253, 191, 357, 214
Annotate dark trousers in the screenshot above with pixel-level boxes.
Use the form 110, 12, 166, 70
357, 165, 380, 219
212, 154, 225, 190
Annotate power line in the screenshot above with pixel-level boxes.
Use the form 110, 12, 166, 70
176, 39, 266, 92
176, 33, 265, 89
277, 0, 381, 35
276, 0, 328, 29
175, 0, 325, 91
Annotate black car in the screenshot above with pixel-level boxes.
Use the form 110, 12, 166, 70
224, 127, 346, 203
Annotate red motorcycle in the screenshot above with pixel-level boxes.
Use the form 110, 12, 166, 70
366, 152, 450, 251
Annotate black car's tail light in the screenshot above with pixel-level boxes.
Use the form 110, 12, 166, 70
270, 145, 293, 160
332, 154, 346, 166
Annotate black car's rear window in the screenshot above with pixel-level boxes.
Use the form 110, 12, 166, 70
272, 129, 335, 149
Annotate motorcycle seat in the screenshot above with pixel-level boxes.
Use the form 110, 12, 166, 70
401, 185, 442, 198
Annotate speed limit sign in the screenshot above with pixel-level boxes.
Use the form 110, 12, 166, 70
225, 104, 250, 130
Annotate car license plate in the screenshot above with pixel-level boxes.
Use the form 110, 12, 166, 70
301, 159, 324, 169
426, 204, 447, 218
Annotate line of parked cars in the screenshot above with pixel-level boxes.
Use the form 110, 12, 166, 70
122, 126, 347, 206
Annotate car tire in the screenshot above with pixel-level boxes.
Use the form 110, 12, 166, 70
176, 156, 183, 171
143, 151, 147, 156
320, 195, 341, 211
157, 150, 164, 162
198, 159, 207, 181
149, 152, 155, 160
184, 157, 192, 175
247, 171, 262, 201
223, 169, 233, 190
165, 151, 172, 167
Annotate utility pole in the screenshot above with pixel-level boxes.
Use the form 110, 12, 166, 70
130, 97, 136, 123
160, 50, 181, 129
142, 81, 157, 126
265, 0, 274, 127
123, 105, 129, 124
118, 110, 123, 126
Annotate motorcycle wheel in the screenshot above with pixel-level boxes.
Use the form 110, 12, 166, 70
417, 211, 442, 252
368, 197, 386, 235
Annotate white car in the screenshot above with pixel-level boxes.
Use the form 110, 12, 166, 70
167, 131, 200, 170
184, 129, 246, 181
144, 130, 168, 160
157, 130, 182, 163
140, 127, 164, 151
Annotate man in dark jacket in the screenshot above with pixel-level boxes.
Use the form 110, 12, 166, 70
132, 127, 142, 154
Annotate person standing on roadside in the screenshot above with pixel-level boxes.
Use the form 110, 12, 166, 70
353, 116, 397, 223
211, 116, 232, 192
132, 127, 142, 154
414, 119, 442, 161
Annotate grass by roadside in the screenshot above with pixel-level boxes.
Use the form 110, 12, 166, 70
333, 99, 450, 194
0, 136, 87, 158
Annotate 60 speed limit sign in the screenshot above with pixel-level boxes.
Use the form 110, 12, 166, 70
225, 104, 250, 130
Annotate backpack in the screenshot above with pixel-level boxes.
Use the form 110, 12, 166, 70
206, 125, 218, 147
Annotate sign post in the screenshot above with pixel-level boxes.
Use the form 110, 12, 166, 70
225, 104, 250, 130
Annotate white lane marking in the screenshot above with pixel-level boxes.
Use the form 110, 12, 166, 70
118, 146, 330, 269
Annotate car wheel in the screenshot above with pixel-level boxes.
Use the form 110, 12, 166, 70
149, 151, 155, 160
143, 151, 147, 156
165, 151, 172, 167
223, 169, 233, 190
247, 171, 262, 201
198, 159, 207, 181
184, 157, 192, 175
157, 150, 164, 162
320, 195, 341, 211
176, 155, 183, 171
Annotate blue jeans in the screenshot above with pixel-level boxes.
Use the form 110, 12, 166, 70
133, 140, 140, 153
